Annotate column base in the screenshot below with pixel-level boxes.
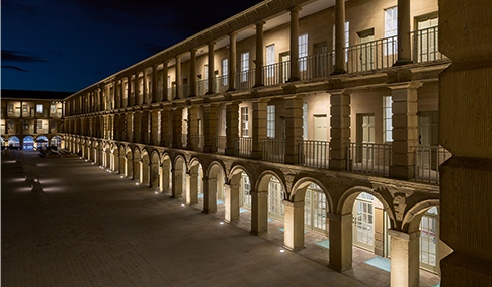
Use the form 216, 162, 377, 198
282, 244, 305, 252
393, 59, 413, 66
330, 69, 347, 75
202, 209, 217, 215
253, 84, 264, 88
287, 77, 300, 82
250, 230, 267, 236
186, 201, 198, 206
224, 219, 238, 224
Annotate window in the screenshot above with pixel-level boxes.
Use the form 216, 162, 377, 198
266, 45, 275, 77
303, 102, 308, 139
8, 104, 13, 113
167, 76, 171, 88
267, 105, 275, 138
51, 105, 56, 115
240, 52, 249, 82
222, 59, 228, 86
37, 120, 43, 130
36, 104, 43, 113
385, 7, 398, 55
51, 120, 56, 130
299, 34, 308, 71
23, 120, 28, 130
204, 64, 209, 90
383, 96, 393, 143
345, 21, 349, 62
22, 104, 28, 113
241, 107, 249, 137
8, 120, 14, 130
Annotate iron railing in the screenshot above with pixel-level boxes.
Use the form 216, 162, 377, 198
236, 69, 255, 91
261, 138, 285, 163
234, 137, 252, 158
180, 134, 187, 149
413, 145, 451, 184
344, 35, 398, 73
298, 140, 330, 169
190, 135, 204, 151
216, 75, 228, 93
212, 136, 227, 154
167, 87, 176, 100
411, 26, 444, 63
179, 84, 189, 99
299, 52, 334, 80
262, 61, 291, 86
347, 143, 392, 177
196, 79, 208, 96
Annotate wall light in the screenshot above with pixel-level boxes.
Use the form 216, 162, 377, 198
279, 249, 285, 253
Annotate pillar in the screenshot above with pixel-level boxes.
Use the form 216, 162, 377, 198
150, 162, 159, 188
134, 73, 141, 105
207, 42, 215, 94
390, 83, 420, 180
141, 110, 150, 144
185, 166, 198, 205
202, 176, 217, 214
394, 0, 412, 66
189, 49, 197, 97
175, 56, 181, 99
225, 102, 240, 156
160, 162, 170, 193
133, 159, 140, 181
172, 107, 183, 148
283, 200, 305, 251
389, 230, 420, 287
203, 105, 218, 153
171, 166, 183, 198
328, 213, 352, 272
284, 96, 303, 164
224, 182, 240, 223
162, 61, 169, 101
329, 90, 351, 171
160, 108, 171, 146
255, 21, 265, 87
127, 76, 133, 106
187, 106, 198, 150
252, 100, 268, 159
126, 112, 133, 142
114, 80, 120, 108
332, 0, 346, 75
143, 69, 149, 104
289, 6, 302, 81
133, 112, 142, 143
119, 155, 125, 174
228, 33, 237, 91
439, 0, 492, 285
250, 190, 268, 235
150, 110, 159, 145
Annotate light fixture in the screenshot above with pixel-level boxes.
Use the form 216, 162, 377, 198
154, 191, 158, 194
136, 182, 139, 185
120, 175, 124, 178
279, 249, 285, 253
181, 203, 185, 207
220, 222, 224, 225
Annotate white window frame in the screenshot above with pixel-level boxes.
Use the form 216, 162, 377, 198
345, 21, 349, 63
36, 104, 43, 114
266, 44, 275, 77
222, 59, 228, 86
241, 107, 249, 137
302, 102, 308, 139
240, 52, 249, 82
385, 7, 398, 56
37, 120, 43, 130
299, 34, 308, 71
383, 96, 393, 143
267, 105, 275, 138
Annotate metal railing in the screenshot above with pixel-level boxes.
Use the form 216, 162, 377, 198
413, 145, 451, 184
261, 138, 285, 163
215, 75, 228, 94
347, 143, 392, 177
167, 87, 176, 100
190, 135, 204, 151
234, 137, 252, 158
299, 52, 334, 80
344, 35, 398, 73
411, 26, 444, 63
179, 84, 189, 99
196, 79, 208, 96
298, 140, 330, 169
236, 69, 255, 91
262, 61, 291, 86
180, 134, 187, 149
213, 136, 227, 154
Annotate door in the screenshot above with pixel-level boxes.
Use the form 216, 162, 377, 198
418, 111, 439, 169
419, 207, 439, 273
357, 114, 375, 163
353, 192, 375, 251
280, 53, 290, 83
417, 17, 439, 62
314, 42, 328, 78
358, 34, 375, 71
304, 183, 327, 233
268, 177, 284, 219
314, 115, 328, 160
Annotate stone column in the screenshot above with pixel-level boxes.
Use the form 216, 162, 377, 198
389, 230, 419, 287
332, 0, 346, 75
151, 65, 158, 102
225, 102, 240, 156
127, 76, 133, 106
171, 166, 183, 198
252, 100, 268, 159
207, 42, 216, 94
114, 80, 120, 108
204, 106, 220, 154
189, 49, 197, 97
133, 112, 142, 143
390, 83, 420, 180
328, 213, 353, 272
224, 182, 240, 223
162, 61, 169, 101
439, 1, 492, 285
228, 32, 237, 91
329, 90, 351, 171
144, 69, 150, 104
250, 190, 268, 235
160, 108, 171, 146
119, 155, 125, 174
160, 162, 171, 193
185, 166, 198, 205
283, 200, 305, 251
175, 56, 181, 99
143, 110, 151, 144
150, 110, 159, 145
289, 6, 302, 81
150, 162, 159, 188
133, 158, 140, 181
135, 73, 141, 105
113, 114, 120, 141
172, 107, 183, 148
187, 106, 198, 150
202, 176, 217, 214
126, 112, 133, 142
255, 21, 266, 87
284, 96, 303, 164
394, 0, 412, 65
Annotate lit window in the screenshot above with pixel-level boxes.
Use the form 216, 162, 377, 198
22, 104, 28, 113
8, 104, 13, 113
222, 59, 228, 86
267, 105, 275, 138
37, 120, 43, 130
385, 7, 398, 55
241, 107, 249, 137
299, 34, 308, 71
36, 104, 43, 113
266, 45, 275, 77
383, 96, 393, 143
345, 21, 349, 62
51, 105, 56, 114
241, 52, 249, 82
302, 103, 308, 139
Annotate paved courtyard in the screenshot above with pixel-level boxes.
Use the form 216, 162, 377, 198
1, 151, 439, 286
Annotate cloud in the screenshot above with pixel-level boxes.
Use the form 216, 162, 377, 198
2, 50, 48, 63
2, 65, 29, 72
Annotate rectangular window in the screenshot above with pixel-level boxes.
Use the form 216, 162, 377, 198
167, 76, 171, 88
36, 104, 43, 113
22, 104, 28, 113
222, 59, 228, 86
37, 120, 43, 130
241, 107, 249, 137
8, 120, 14, 130
303, 102, 308, 139
267, 105, 275, 138
241, 52, 249, 82
51, 120, 56, 130
383, 96, 393, 143
385, 7, 398, 55
51, 105, 56, 115
266, 45, 275, 77
23, 120, 28, 130
8, 104, 13, 113
299, 34, 308, 71
345, 21, 349, 62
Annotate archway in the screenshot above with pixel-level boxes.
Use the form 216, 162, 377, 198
252, 171, 286, 235
125, 148, 133, 178
51, 136, 61, 148
35, 136, 48, 150
118, 145, 126, 174
133, 148, 141, 182
159, 153, 172, 194
23, 136, 34, 150
140, 150, 150, 185
111, 145, 119, 172
228, 166, 252, 223
148, 151, 160, 188
8, 136, 20, 148
172, 156, 186, 198
186, 158, 203, 206
203, 162, 226, 214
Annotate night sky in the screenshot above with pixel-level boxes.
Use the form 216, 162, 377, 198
2, 0, 263, 93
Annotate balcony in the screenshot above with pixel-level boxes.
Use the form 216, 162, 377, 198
234, 137, 252, 158
347, 142, 392, 177
413, 145, 451, 184
262, 138, 285, 163
212, 136, 227, 155
298, 140, 331, 169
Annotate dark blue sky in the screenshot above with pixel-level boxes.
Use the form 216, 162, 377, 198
2, 0, 262, 93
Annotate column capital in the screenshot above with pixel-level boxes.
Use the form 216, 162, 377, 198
288, 6, 302, 13
329, 88, 354, 96
190, 49, 197, 54
228, 31, 238, 37
255, 20, 266, 26
388, 82, 423, 90
208, 42, 216, 47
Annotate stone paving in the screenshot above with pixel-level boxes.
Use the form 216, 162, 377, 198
1, 151, 440, 287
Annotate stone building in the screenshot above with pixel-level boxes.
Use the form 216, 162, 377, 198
3, 0, 491, 286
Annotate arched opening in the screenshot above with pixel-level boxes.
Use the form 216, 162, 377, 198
118, 146, 126, 174
252, 172, 286, 235
159, 154, 172, 194
304, 183, 328, 234
203, 162, 226, 214
140, 151, 150, 185
35, 136, 49, 150
133, 148, 141, 182
8, 137, 20, 148
51, 136, 62, 148
172, 156, 186, 198
23, 136, 34, 150
111, 146, 119, 172
187, 160, 203, 206
125, 149, 133, 178
149, 152, 160, 188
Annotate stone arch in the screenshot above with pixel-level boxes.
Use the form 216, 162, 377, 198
149, 151, 160, 188
256, 170, 287, 197
159, 152, 172, 194
133, 147, 141, 181
140, 149, 151, 185
226, 164, 251, 223
125, 146, 133, 178
103, 142, 111, 168
337, 186, 395, 223
185, 156, 204, 206
291, 177, 334, 211
171, 155, 187, 198
118, 145, 126, 173
401, 199, 439, 233
110, 144, 119, 172
200, 161, 227, 214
